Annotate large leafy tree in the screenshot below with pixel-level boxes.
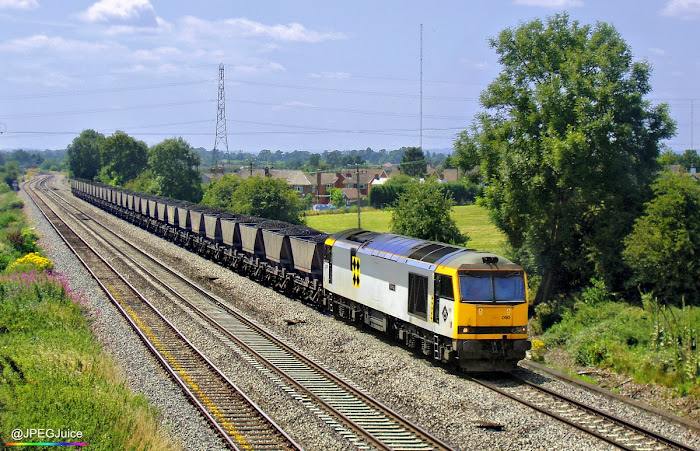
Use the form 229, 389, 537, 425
201, 174, 240, 209
391, 180, 468, 245
148, 137, 203, 202
399, 147, 427, 177
98, 131, 148, 185
67, 129, 104, 180
623, 173, 700, 304
231, 176, 304, 224
454, 14, 675, 302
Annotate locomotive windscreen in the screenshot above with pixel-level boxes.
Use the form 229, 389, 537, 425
459, 271, 526, 304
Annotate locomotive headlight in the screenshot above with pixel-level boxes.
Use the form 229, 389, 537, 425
511, 326, 526, 334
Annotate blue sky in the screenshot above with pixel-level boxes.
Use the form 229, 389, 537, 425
0, 0, 698, 155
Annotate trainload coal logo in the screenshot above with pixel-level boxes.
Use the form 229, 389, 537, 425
351, 256, 360, 288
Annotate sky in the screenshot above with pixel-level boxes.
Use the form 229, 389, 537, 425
0, 0, 698, 155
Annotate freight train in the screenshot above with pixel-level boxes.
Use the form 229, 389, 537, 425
71, 178, 531, 372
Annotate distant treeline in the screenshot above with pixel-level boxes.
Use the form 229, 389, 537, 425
199, 146, 450, 171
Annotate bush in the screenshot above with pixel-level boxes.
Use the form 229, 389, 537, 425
369, 184, 406, 208
540, 297, 700, 395
6, 252, 54, 273
6, 229, 39, 255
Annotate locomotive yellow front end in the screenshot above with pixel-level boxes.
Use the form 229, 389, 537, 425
449, 256, 531, 371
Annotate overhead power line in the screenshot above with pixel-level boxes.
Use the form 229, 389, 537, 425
0, 79, 216, 101
0, 97, 470, 121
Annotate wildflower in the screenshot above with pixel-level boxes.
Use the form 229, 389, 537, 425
530, 339, 546, 362
6, 252, 54, 273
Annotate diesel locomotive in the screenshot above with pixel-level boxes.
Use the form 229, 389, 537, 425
71, 178, 531, 372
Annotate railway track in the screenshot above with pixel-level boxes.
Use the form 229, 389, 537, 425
469, 373, 695, 450
29, 174, 453, 450
25, 176, 301, 450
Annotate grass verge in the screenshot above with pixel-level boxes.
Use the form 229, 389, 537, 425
0, 185, 176, 449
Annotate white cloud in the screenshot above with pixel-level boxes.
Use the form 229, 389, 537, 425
310, 72, 351, 79
648, 47, 666, 55
234, 61, 286, 74
179, 16, 346, 44
224, 18, 346, 42
112, 64, 148, 74
0, 0, 38, 10
7, 71, 73, 88
459, 58, 489, 70
79, 0, 159, 27
513, 0, 583, 7
0, 34, 109, 53
101, 17, 171, 35
132, 46, 182, 61
661, 0, 700, 19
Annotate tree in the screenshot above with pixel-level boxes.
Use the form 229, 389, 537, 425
329, 188, 346, 209
399, 146, 427, 177
231, 176, 304, 224
657, 149, 679, 168
98, 131, 148, 186
201, 174, 240, 209
1, 161, 21, 187
454, 14, 675, 302
391, 180, 468, 245
67, 129, 104, 180
623, 173, 700, 304
324, 150, 343, 168
369, 184, 404, 209
679, 149, 700, 171
148, 137, 203, 202
124, 169, 158, 194
307, 153, 321, 171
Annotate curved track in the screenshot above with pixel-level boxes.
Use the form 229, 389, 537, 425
25, 176, 301, 451
30, 174, 453, 451
469, 373, 695, 450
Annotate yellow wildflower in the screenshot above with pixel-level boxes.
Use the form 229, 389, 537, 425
7, 252, 54, 273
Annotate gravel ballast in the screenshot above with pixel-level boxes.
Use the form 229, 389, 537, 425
23, 175, 700, 450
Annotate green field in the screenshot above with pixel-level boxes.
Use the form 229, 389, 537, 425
305, 205, 507, 255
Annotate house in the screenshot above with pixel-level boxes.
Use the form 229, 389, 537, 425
237, 167, 315, 197
669, 164, 700, 180
382, 162, 400, 175
201, 171, 225, 185
310, 170, 345, 205
426, 165, 440, 179
310, 169, 389, 205
441, 168, 460, 183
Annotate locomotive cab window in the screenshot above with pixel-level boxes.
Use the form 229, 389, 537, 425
435, 275, 454, 300
459, 271, 525, 304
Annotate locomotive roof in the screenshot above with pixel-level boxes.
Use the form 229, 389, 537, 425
330, 228, 521, 270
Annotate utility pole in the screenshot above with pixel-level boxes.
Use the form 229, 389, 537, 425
419, 23, 423, 151
213, 63, 229, 171
356, 163, 361, 229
